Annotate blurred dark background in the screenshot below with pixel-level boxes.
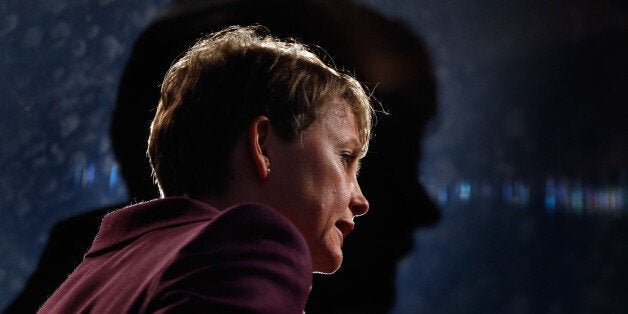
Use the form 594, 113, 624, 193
1, 0, 626, 313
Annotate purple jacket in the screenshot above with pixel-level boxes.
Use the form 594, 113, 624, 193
38, 198, 312, 313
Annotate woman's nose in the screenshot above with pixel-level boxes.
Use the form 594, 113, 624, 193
350, 183, 369, 217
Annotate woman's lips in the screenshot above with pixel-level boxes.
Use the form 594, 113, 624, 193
335, 220, 355, 237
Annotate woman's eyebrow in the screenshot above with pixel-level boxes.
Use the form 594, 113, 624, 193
339, 137, 362, 151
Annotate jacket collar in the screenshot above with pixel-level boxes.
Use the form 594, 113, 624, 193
86, 197, 219, 257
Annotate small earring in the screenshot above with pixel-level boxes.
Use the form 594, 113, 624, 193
266, 168, 271, 175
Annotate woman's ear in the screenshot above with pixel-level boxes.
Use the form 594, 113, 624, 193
249, 116, 271, 180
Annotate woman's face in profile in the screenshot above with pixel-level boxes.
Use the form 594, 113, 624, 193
263, 98, 370, 274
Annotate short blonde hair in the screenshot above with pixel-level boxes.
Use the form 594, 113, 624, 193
148, 25, 373, 198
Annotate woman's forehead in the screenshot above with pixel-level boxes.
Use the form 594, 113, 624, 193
318, 98, 357, 128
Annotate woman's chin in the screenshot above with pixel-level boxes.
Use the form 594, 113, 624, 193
312, 252, 343, 274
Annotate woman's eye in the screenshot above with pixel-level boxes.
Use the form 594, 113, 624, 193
340, 152, 354, 164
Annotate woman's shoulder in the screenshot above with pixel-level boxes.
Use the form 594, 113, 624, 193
150, 202, 313, 313
203, 202, 310, 255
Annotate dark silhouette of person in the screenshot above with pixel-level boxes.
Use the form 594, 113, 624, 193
4, 1, 439, 313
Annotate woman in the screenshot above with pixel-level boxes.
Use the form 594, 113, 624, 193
39, 25, 373, 313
